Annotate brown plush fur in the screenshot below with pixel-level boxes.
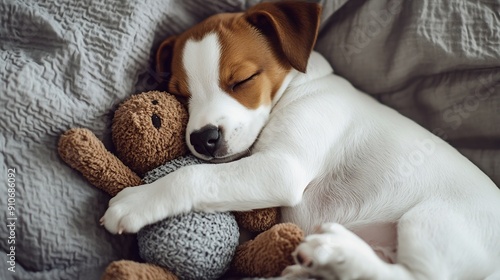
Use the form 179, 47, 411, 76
59, 128, 142, 196
102, 260, 178, 280
232, 223, 304, 277
112, 91, 188, 176
58, 90, 303, 279
234, 208, 280, 233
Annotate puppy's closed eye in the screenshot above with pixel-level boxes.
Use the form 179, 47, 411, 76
231, 72, 260, 91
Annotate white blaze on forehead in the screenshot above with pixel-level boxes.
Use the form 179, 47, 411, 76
181, 32, 273, 161
183, 32, 222, 104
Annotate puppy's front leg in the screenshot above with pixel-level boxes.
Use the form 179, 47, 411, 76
101, 152, 312, 234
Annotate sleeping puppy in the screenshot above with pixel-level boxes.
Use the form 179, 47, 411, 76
102, 2, 500, 279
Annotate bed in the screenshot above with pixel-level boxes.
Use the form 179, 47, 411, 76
1, 0, 498, 279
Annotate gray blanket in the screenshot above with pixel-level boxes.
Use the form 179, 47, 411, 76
1, 0, 498, 279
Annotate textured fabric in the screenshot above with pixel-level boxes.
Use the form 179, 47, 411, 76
1, 0, 499, 279
139, 155, 240, 280
142, 155, 204, 183
138, 212, 239, 280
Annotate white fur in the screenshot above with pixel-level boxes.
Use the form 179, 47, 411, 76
103, 32, 500, 279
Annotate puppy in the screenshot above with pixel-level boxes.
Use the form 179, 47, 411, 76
102, 2, 500, 279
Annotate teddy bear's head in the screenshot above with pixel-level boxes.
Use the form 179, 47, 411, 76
112, 91, 188, 176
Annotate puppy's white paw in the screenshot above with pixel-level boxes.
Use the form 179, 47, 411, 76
101, 184, 163, 234
290, 223, 383, 280
281, 264, 314, 279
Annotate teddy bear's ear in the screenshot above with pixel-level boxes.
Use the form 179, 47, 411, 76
156, 35, 177, 79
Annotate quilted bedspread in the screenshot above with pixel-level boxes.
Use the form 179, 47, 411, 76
0, 0, 498, 279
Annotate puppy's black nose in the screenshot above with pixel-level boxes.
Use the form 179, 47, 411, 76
190, 125, 221, 157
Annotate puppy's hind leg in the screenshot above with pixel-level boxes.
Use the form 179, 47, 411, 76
284, 203, 488, 280
396, 203, 497, 280
282, 223, 388, 279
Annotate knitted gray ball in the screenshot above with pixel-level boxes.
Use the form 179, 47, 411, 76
137, 155, 240, 280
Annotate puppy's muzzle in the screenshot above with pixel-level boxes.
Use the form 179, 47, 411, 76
190, 125, 221, 157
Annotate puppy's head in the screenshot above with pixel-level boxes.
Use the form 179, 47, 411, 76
156, 1, 321, 162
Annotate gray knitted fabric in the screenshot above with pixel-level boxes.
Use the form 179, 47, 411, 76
137, 155, 240, 280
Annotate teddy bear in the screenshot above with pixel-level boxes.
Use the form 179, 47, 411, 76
58, 90, 304, 279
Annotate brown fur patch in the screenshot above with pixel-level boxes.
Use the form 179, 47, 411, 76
156, 1, 321, 109
217, 15, 291, 109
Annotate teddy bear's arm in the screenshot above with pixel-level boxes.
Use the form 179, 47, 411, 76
230, 223, 304, 277
234, 207, 280, 232
58, 128, 142, 196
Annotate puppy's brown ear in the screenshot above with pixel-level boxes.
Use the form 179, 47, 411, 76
156, 36, 177, 76
245, 1, 321, 73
